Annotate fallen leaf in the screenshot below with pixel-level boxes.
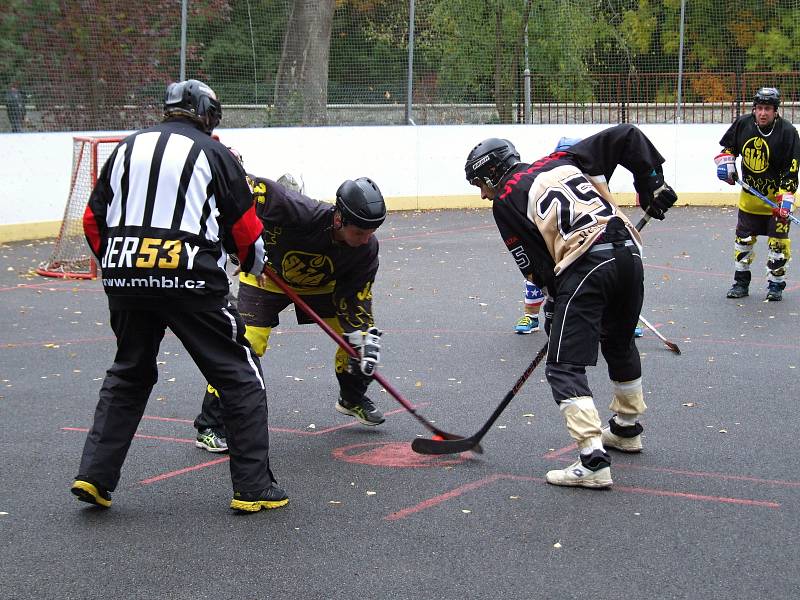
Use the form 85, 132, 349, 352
553, 542, 562, 548
461, 509, 471, 514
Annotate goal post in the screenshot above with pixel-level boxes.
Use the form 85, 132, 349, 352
36, 136, 122, 279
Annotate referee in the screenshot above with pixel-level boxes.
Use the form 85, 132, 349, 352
72, 79, 287, 513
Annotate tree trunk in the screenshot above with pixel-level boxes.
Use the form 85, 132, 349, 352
273, 0, 335, 125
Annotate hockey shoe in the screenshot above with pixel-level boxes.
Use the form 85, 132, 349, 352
726, 271, 751, 299
230, 484, 289, 512
515, 314, 540, 334
195, 428, 229, 453
71, 478, 112, 508
545, 450, 612, 489
601, 418, 643, 453
766, 281, 785, 302
336, 395, 385, 426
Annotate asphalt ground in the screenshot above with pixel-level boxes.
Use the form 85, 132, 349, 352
1, 206, 798, 600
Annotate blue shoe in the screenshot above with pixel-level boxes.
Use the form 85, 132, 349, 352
634, 326, 643, 337
515, 314, 540, 334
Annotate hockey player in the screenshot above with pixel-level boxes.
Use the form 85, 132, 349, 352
715, 87, 800, 301
465, 124, 677, 489
194, 172, 388, 453
73, 79, 287, 513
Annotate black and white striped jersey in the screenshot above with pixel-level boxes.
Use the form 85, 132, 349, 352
83, 119, 265, 310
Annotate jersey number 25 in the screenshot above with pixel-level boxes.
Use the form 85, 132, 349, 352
536, 173, 615, 240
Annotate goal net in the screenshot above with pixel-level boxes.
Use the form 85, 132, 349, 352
36, 136, 121, 279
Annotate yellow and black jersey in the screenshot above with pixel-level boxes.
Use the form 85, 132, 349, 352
720, 114, 800, 215
240, 176, 378, 332
492, 124, 658, 292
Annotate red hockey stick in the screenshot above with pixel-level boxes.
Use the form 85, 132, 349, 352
259, 268, 477, 449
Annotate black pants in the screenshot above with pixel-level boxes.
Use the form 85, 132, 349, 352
546, 244, 644, 401
77, 305, 277, 494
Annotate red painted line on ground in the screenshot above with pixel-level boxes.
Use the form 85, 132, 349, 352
542, 443, 577, 459
139, 456, 230, 485
642, 263, 730, 278
384, 471, 781, 520
382, 224, 495, 243
384, 474, 508, 520
611, 484, 780, 508
63, 427, 195, 444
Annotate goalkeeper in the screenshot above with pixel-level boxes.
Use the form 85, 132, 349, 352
194, 168, 388, 453
715, 87, 800, 301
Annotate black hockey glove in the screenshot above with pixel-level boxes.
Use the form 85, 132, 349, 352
634, 167, 677, 220
345, 327, 382, 377
543, 298, 554, 337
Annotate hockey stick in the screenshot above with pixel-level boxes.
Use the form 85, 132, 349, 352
259, 267, 475, 447
637, 314, 681, 355
633, 212, 681, 355
411, 341, 548, 455
733, 176, 800, 226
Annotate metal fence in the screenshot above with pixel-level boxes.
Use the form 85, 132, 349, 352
2, 0, 799, 132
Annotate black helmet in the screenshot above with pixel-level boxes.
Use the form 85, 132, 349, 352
464, 138, 520, 188
335, 177, 386, 230
753, 87, 780, 109
164, 79, 222, 133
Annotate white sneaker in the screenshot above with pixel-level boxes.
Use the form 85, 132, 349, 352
601, 427, 643, 453
546, 459, 613, 489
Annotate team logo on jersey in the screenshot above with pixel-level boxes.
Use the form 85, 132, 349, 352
281, 251, 334, 287
742, 137, 769, 173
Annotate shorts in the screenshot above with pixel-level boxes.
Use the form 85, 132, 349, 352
736, 209, 790, 240
237, 280, 336, 328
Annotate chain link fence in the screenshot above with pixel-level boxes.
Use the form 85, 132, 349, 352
2, 0, 800, 132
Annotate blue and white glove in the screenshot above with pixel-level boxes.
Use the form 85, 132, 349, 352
714, 152, 737, 185
345, 327, 382, 377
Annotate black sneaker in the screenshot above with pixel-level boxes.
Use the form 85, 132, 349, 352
726, 282, 749, 298
230, 484, 289, 513
71, 478, 112, 508
336, 395, 385, 426
766, 281, 785, 301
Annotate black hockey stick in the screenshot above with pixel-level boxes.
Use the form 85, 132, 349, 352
412, 341, 548, 455
259, 267, 477, 448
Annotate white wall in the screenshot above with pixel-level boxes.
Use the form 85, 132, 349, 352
0, 123, 737, 238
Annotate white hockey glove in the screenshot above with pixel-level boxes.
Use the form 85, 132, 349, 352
345, 327, 382, 377
714, 152, 737, 185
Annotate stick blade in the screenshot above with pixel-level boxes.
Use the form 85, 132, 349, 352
666, 341, 681, 355
411, 436, 481, 455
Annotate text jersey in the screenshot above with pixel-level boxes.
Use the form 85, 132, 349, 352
492, 124, 663, 292
241, 177, 379, 332
719, 114, 800, 214
83, 120, 265, 310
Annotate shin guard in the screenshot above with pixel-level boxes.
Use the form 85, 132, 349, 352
609, 377, 647, 416
559, 396, 602, 451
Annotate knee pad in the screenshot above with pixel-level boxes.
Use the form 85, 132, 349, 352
609, 378, 647, 415
545, 363, 591, 402
733, 235, 756, 269
767, 237, 791, 276
559, 396, 602, 450
244, 325, 271, 357
524, 280, 544, 308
